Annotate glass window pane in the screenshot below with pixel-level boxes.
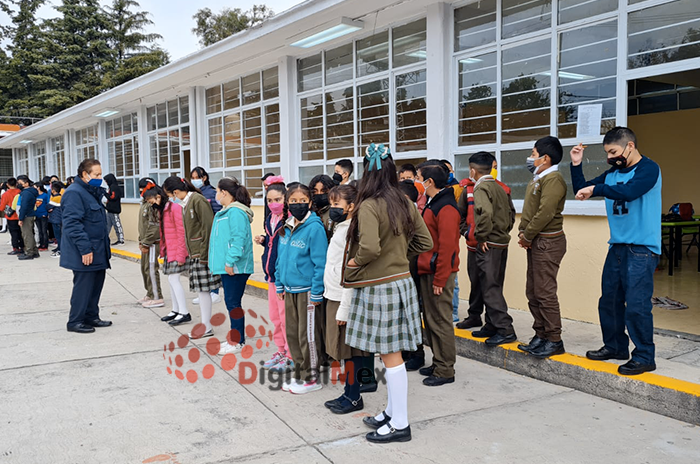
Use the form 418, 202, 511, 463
179, 97, 189, 124
168, 99, 179, 126
265, 104, 281, 163
358, 79, 390, 153
458, 52, 497, 146
628, 0, 700, 69
396, 70, 427, 152
357, 31, 389, 77
106, 120, 113, 139
147, 106, 156, 131
181, 125, 190, 147
325, 87, 354, 160
223, 80, 240, 111
206, 86, 222, 114
559, 0, 616, 24
208, 118, 223, 169
158, 131, 168, 169
113, 117, 122, 138
502, 0, 552, 39
156, 103, 167, 129
298, 54, 323, 92
170, 129, 181, 170
245, 168, 263, 199
301, 94, 324, 161
243, 108, 263, 166
224, 113, 242, 168
325, 44, 353, 86
393, 19, 427, 68
242, 72, 261, 105
124, 139, 134, 177
454, 0, 497, 52
149, 135, 158, 169
501, 39, 551, 143
263, 67, 279, 100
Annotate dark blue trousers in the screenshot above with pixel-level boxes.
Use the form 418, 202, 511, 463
67, 270, 106, 328
598, 245, 659, 364
221, 273, 251, 344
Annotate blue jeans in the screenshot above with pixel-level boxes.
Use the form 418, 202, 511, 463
452, 274, 460, 321
221, 273, 251, 344
52, 223, 62, 251
598, 244, 658, 364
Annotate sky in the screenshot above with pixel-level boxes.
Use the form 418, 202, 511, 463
2, 0, 305, 60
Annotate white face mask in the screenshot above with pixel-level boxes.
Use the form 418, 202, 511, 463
192, 179, 204, 188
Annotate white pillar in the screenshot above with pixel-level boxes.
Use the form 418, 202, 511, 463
278, 55, 297, 182
137, 105, 149, 179
194, 86, 209, 169
426, 2, 452, 163
188, 86, 199, 168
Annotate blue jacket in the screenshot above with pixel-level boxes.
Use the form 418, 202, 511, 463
274, 212, 327, 303
200, 184, 222, 214
261, 213, 285, 282
18, 186, 38, 220
208, 202, 255, 276
35, 192, 49, 217
59, 178, 111, 272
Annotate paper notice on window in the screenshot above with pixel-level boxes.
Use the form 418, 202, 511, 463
576, 104, 603, 139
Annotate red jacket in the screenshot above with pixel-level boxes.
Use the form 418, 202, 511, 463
160, 202, 188, 264
0, 188, 20, 220
416, 188, 461, 288
458, 178, 515, 251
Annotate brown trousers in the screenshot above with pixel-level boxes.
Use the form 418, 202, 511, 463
475, 246, 514, 335
420, 272, 457, 378
285, 292, 325, 382
20, 217, 37, 257
526, 235, 567, 342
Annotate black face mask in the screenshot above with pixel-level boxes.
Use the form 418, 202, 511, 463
607, 148, 629, 169
329, 207, 347, 223
288, 202, 310, 221
332, 173, 343, 184
314, 193, 329, 209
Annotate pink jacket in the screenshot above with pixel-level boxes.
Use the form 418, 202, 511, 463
160, 202, 187, 264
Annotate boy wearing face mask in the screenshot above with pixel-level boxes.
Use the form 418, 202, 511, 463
333, 159, 354, 185
570, 127, 662, 376
516, 136, 567, 358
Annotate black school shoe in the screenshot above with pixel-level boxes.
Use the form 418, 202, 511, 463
618, 360, 656, 376
472, 327, 497, 338
160, 312, 179, 322
329, 396, 364, 414
169, 314, 192, 326
363, 412, 391, 429
324, 395, 344, 409
456, 316, 482, 330
404, 356, 425, 371
518, 336, 546, 353
366, 425, 412, 443
423, 375, 455, 387
418, 365, 435, 377
67, 324, 96, 334
586, 346, 629, 361
360, 382, 378, 393
84, 319, 112, 328
530, 340, 565, 359
485, 333, 517, 347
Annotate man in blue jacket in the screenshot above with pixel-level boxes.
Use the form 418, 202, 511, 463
570, 127, 661, 376
61, 159, 112, 334
16, 175, 39, 260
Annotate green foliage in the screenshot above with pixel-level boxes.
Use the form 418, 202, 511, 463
192, 4, 274, 47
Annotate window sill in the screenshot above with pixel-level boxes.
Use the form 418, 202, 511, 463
513, 199, 606, 216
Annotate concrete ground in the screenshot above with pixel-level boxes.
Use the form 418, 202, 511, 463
2, 240, 700, 464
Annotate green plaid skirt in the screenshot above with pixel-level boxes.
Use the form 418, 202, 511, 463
345, 278, 422, 354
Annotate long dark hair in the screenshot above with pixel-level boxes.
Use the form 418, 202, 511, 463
349, 154, 416, 241
142, 185, 166, 213
309, 174, 334, 212
217, 177, 251, 207
162, 176, 201, 196
279, 183, 311, 237
191, 166, 211, 186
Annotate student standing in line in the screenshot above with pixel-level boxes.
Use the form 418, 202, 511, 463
275, 183, 328, 395
163, 176, 221, 340
343, 144, 433, 443
104, 174, 125, 246
16, 175, 39, 261
209, 178, 255, 354
398, 163, 427, 214
47, 181, 65, 258
571, 127, 661, 376
191, 166, 222, 305
333, 159, 354, 185
0, 182, 6, 233
34, 183, 50, 252
144, 186, 191, 327
137, 178, 164, 308
468, 152, 517, 346
1, 178, 24, 255
255, 178, 294, 370
517, 136, 568, 358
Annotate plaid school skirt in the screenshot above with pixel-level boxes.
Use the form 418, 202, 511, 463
188, 258, 221, 293
162, 254, 189, 275
345, 277, 422, 355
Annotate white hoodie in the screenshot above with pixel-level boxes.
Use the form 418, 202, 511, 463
323, 219, 354, 322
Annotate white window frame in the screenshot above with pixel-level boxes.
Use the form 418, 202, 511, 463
106, 113, 141, 199
145, 97, 190, 185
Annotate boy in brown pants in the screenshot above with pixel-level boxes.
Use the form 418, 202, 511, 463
469, 152, 516, 346
517, 136, 568, 358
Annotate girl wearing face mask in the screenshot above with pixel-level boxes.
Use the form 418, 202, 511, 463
275, 183, 328, 395
255, 179, 294, 371
308, 174, 335, 240
136, 177, 163, 308
190, 167, 220, 214
144, 186, 191, 327
162, 176, 221, 340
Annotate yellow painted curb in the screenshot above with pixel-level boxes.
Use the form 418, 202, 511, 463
455, 327, 700, 398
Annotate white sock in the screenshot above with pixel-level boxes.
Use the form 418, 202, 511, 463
375, 371, 393, 422
198, 291, 212, 331
377, 363, 408, 434
166, 311, 177, 317
168, 273, 188, 315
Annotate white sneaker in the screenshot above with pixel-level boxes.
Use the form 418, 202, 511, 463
289, 380, 323, 395
188, 328, 214, 340
211, 292, 221, 304
192, 297, 199, 305
142, 299, 164, 308
281, 379, 299, 392
219, 341, 244, 355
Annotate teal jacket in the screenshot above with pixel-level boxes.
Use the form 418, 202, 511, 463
208, 202, 255, 276
274, 212, 327, 303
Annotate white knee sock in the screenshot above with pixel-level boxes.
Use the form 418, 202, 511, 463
168, 274, 188, 315
199, 291, 212, 331
375, 368, 393, 422
378, 363, 408, 434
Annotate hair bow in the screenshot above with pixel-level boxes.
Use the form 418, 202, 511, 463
364, 143, 390, 171
263, 175, 285, 187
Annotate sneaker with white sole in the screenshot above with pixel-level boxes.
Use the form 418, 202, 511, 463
263, 351, 285, 369
136, 296, 150, 305
188, 329, 214, 340
290, 380, 323, 395
272, 356, 294, 371
142, 299, 165, 308
51, 250, 61, 258
281, 378, 300, 392
219, 341, 244, 355
193, 292, 222, 305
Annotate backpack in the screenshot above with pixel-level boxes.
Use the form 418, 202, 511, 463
669, 203, 694, 221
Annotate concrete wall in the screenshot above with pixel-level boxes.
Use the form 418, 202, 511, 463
629, 108, 700, 210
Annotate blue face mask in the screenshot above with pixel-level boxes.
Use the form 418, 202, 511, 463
88, 177, 103, 188
448, 172, 455, 183
192, 179, 204, 188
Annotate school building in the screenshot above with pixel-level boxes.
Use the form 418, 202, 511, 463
0, 0, 698, 334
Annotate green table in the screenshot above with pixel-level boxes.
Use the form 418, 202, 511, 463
661, 219, 700, 275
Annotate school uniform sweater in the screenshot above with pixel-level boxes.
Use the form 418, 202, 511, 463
181, 192, 215, 261
519, 167, 567, 242
137, 201, 160, 247
458, 178, 515, 251
570, 155, 662, 255
473, 175, 514, 247
208, 202, 255, 275
416, 188, 461, 288
18, 187, 38, 221
323, 219, 354, 322
261, 212, 285, 283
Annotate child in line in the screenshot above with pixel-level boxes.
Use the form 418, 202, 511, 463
398, 163, 427, 213
323, 184, 373, 414
343, 144, 433, 444
47, 181, 64, 258
209, 178, 255, 354
34, 183, 50, 251
162, 176, 221, 340
104, 174, 125, 246
191, 166, 222, 305
255, 177, 294, 370
469, 152, 517, 346
275, 183, 328, 395
144, 186, 191, 327
309, 174, 335, 237
137, 178, 164, 308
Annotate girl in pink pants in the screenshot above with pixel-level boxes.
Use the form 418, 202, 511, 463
255, 178, 293, 370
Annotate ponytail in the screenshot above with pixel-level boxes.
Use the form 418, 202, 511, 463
217, 177, 251, 207
162, 175, 201, 195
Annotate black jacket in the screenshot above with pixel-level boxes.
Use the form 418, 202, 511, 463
104, 174, 122, 214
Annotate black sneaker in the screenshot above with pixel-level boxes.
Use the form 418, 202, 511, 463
17, 253, 34, 260
7, 249, 22, 255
